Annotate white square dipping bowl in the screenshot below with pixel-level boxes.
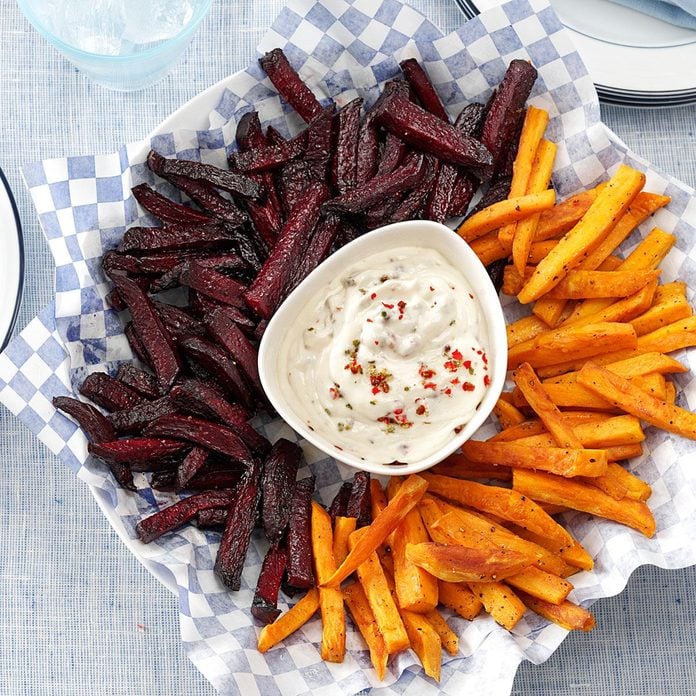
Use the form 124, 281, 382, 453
258, 220, 508, 477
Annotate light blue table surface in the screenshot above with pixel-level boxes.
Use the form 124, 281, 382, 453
1, 1, 696, 694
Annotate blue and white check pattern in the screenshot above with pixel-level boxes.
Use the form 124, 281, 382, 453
3, 0, 696, 694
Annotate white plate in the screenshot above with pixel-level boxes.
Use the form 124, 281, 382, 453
0, 167, 24, 351
455, 0, 696, 106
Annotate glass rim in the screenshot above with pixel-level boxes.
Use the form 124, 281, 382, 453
17, 0, 213, 62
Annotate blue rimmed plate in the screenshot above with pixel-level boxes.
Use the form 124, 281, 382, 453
0, 167, 24, 351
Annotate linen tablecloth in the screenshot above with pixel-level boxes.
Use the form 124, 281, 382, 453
1, 0, 696, 693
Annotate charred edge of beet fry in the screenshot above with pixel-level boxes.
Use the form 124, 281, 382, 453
486, 258, 507, 294
230, 137, 305, 173
131, 183, 212, 224
346, 471, 371, 528
386, 154, 438, 224
259, 48, 324, 124
285, 475, 316, 589
79, 372, 144, 412
261, 438, 303, 544
52, 396, 116, 443
102, 251, 142, 275
214, 459, 262, 590
399, 58, 449, 122
117, 224, 233, 254
115, 364, 160, 399
136, 488, 237, 543
286, 213, 341, 293
164, 174, 248, 227
252, 543, 288, 624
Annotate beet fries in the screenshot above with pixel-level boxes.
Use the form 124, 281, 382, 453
54, 51, 538, 620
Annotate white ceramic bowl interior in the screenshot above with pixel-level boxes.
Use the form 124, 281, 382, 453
258, 220, 507, 477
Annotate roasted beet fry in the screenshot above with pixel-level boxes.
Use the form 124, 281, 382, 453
480, 59, 538, 176
331, 97, 363, 194
466, 174, 512, 219
346, 471, 371, 528
261, 438, 302, 543
147, 150, 262, 200
79, 372, 144, 412
325, 152, 425, 214
108, 395, 178, 435
89, 437, 189, 468
175, 446, 209, 491
400, 58, 449, 122
179, 262, 247, 308
144, 414, 254, 467
195, 507, 229, 529
304, 108, 335, 183
287, 213, 341, 291
150, 253, 248, 293
186, 465, 244, 492
117, 223, 232, 254
153, 302, 206, 342
215, 459, 262, 590
136, 488, 237, 543
244, 181, 329, 319
285, 475, 316, 590
378, 93, 492, 170
386, 155, 437, 224
169, 380, 269, 457
329, 481, 352, 521
179, 336, 253, 410
205, 308, 262, 395
487, 258, 507, 294
165, 174, 248, 226
109, 272, 181, 390
252, 543, 288, 624
260, 48, 324, 123
230, 137, 304, 173
102, 251, 143, 275
124, 322, 152, 367
131, 183, 212, 224
52, 396, 116, 443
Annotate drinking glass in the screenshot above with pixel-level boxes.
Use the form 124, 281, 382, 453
17, 0, 213, 91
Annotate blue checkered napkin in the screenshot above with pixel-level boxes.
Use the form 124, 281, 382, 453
5, 0, 696, 693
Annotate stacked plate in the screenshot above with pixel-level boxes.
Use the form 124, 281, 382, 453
454, 0, 696, 107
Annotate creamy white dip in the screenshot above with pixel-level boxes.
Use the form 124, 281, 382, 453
279, 246, 490, 464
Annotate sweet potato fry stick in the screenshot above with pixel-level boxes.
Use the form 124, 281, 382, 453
504, 566, 573, 605
578, 361, 696, 440
517, 164, 646, 303
468, 581, 526, 630
493, 397, 527, 429
349, 527, 409, 654
499, 107, 551, 249
384, 479, 438, 613
333, 516, 358, 566
406, 542, 532, 583
370, 478, 388, 521
400, 609, 442, 681
323, 475, 428, 588
343, 582, 389, 680
544, 269, 660, 300
461, 440, 608, 477
630, 285, 692, 336
507, 315, 550, 348
421, 473, 573, 550
257, 588, 320, 653
438, 581, 482, 621
512, 469, 656, 537
513, 362, 582, 449
489, 419, 548, 441
456, 189, 556, 242
506, 521, 594, 571
512, 138, 557, 274
470, 232, 509, 266
425, 609, 459, 655
517, 591, 595, 631
508, 321, 637, 370
533, 185, 604, 241
579, 461, 652, 502
510, 433, 640, 461
430, 456, 512, 482
310, 502, 346, 662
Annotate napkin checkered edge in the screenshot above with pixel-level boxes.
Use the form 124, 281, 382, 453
4, 0, 696, 694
